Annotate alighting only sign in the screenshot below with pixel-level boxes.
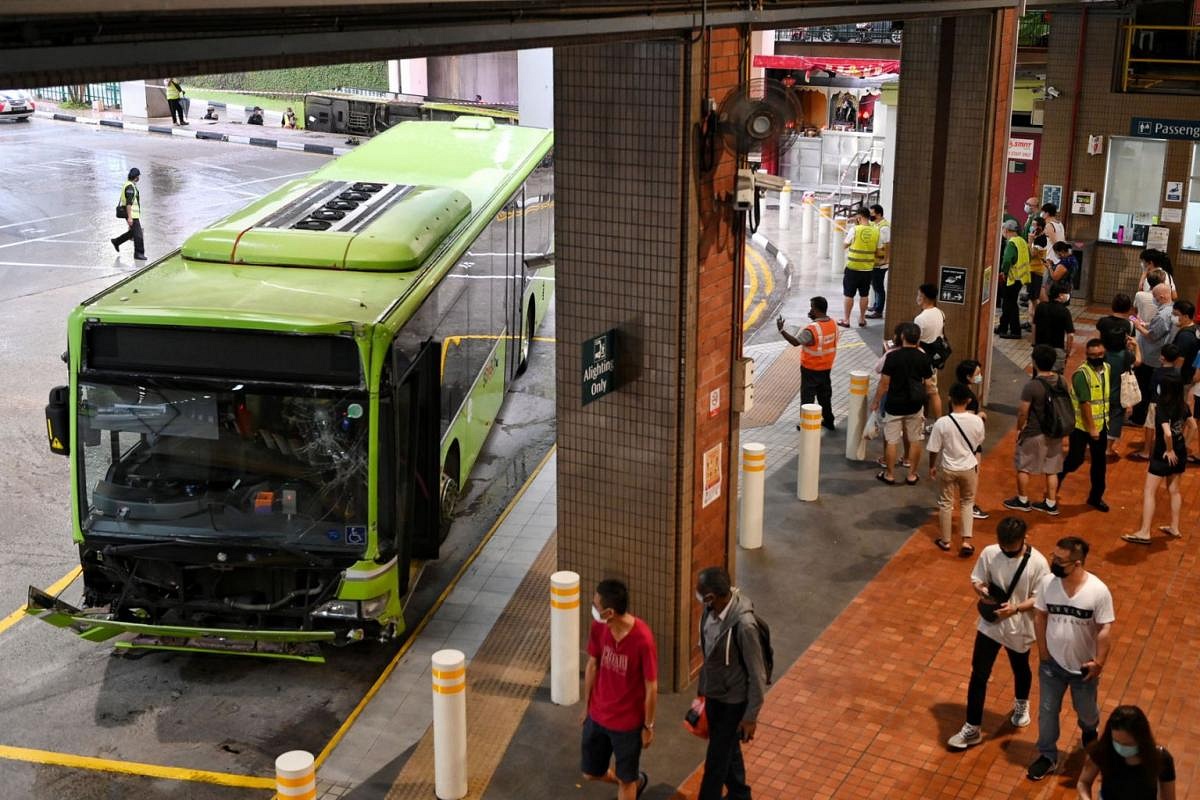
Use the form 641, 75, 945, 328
582, 329, 617, 406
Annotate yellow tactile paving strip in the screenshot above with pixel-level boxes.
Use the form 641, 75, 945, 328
386, 539, 556, 800
740, 351, 804, 428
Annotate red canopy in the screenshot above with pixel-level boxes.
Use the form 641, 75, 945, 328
754, 55, 900, 78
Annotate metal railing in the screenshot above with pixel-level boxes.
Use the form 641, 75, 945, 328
1121, 24, 1200, 93
1017, 12, 1051, 48
35, 82, 121, 108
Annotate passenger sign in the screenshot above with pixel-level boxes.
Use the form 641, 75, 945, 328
582, 330, 617, 406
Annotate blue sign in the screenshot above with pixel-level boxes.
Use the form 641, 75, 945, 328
345, 526, 366, 545
1130, 117, 1200, 141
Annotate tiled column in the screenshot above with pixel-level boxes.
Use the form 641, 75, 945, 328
554, 29, 744, 689
888, 12, 1017, 397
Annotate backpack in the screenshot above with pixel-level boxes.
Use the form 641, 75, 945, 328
1035, 376, 1075, 438
736, 611, 776, 685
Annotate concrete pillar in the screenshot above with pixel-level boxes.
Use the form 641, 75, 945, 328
518, 48, 554, 129
119, 80, 169, 119
398, 58, 428, 97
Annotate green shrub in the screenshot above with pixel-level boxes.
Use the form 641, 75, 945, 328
186, 64, 390, 98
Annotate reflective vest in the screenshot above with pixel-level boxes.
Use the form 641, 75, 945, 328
1070, 362, 1110, 432
846, 223, 879, 271
166, 80, 182, 100
118, 181, 140, 219
1006, 235, 1031, 285
801, 318, 838, 371
873, 218, 890, 266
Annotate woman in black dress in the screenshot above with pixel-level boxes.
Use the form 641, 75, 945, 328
1123, 375, 1194, 543
1077, 705, 1176, 800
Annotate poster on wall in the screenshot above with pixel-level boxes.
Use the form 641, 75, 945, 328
1087, 135, 1104, 155
1162, 207, 1183, 223
1042, 184, 1063, 210
938, 265, 967, 305
702, 443, 722, 508
1071, 191, 1096, 215
1147, 226, 1169, 250
981, 267, 992, 305
1166, 181, 1184, 202
1008, 138, 1036, 160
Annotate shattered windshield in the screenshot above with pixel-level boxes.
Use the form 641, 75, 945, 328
78, 381, 369, 550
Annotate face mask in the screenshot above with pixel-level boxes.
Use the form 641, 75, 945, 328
1088, 357, 1106, 369
1002, 545, 1024, 559
1172, 315, 1181, 326
1050, 562, 1071, 578
1024, 204, 1033, 213
972, 374, 983, 385
1113, 740, 1139, 758
917, 296, 924, 306
591, 605, 605, 624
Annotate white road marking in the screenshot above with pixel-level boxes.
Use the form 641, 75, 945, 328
223, 169, 313, 188
0, 227, 90, 250
0, 260, 122, 271
0, 212, 83, 231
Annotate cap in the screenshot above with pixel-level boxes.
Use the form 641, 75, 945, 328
128, 167, 141, 179
1002, 219, 1019, 232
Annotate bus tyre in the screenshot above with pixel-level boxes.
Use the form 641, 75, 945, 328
516, 301, 534, 376
439, 472, 459, 542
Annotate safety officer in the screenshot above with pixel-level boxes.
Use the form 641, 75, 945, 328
166, 78, 187, 125
840, 206, 879, 329
996, 220, 1030, 339
866, 203, 891, 319
1059, 339, 1112, 512
778, 295, 839, 431
111, 167, 147, 261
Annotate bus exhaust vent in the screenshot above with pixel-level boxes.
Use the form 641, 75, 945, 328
257, 181, 413, 233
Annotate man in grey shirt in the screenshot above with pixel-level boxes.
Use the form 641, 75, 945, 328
1131, 283, 1173, 425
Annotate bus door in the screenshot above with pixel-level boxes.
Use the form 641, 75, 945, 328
392, 339, 442, 561
506, 190, 527, 381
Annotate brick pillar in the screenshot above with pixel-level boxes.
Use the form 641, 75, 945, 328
888, 12, 1017, 397
554, 30, 745, 689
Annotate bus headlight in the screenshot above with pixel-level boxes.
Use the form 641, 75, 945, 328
312, 592, 390, 621
360, 592, 391, 620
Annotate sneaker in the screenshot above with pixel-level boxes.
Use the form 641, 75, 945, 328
972, 505, 989, 520
1031, 500, 1060, 516
1011, 700, 1031, 728
1027, 755, 1058, 781
1087, 498, 1110, 513
1002, 496, 1032, 512
947, 723, 982, 750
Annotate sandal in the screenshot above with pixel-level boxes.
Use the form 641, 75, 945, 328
905, 474, 919, 486
935, 539, 952, 552
959, 543, 975, 557
859, 320, 868, 327
898, 458, 912, 468
837, 320, 851, 329
1121, 534, 1152, 545
1188, 455, 1200, 465
875, 471, 896, 485
636, 771, 648, 798
1159, 526, 1183, 539
1128, 452, 1150, 461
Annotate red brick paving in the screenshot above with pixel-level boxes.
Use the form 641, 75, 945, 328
676, 326, 1200, 799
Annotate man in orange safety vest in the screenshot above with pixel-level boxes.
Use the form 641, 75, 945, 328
778, 295, 839, 431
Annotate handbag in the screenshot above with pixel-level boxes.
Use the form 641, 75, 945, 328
683, 696, 709, 739
978, 547, 1031, 623
1119, 368, 1141, 408
925, 309, 953, 370
115, 204, 126, 220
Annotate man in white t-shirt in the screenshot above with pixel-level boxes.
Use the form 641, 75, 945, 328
914, 283, 945, 418
927, 384, 985, 555
947, 517, 1050, 751
1026, 536, 1115, 782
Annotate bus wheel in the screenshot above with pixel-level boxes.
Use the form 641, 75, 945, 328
516, 300, 535, 376
439, 448, 460, 542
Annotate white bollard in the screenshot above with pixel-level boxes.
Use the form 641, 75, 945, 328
845, 370, 871, 462
831, 217, 848, 275
778, 181, 792, 230
549, 571, 581, 706
800, 193, 815, 244
738, 443, 767, 550
432, 649, 468, 800
817, 203, 832, 259
796, 403, 822, 502
275, 750, 317, 800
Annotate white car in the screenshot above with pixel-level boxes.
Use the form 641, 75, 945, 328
0, 90, 34, 122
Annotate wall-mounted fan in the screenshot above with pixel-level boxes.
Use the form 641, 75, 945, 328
716, 77, 804, 160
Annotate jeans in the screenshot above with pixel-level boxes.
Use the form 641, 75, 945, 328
869, 267, 888, 313
1036, 658, 1099, 761
800, 367, 834, 427
112, 219, 145, 259
998, 280, 1023, 336
698, 698, 751, 800
1060, 426, 1107, 502
966, 631, 1032, 726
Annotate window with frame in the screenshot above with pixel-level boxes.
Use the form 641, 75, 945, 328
1183, 143, 1200, 251
1099, 136, 1167, 247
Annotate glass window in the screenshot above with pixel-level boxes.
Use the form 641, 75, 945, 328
1183, 143, 1200, 251
1099, 136, 1167, 247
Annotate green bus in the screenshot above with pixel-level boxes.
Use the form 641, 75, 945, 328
30, 117, 554, 662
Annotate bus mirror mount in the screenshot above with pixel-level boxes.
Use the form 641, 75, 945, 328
45, 386, 70, 457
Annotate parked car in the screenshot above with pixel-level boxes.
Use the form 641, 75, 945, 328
0, 90, 34, 121
789, 22, 902, 44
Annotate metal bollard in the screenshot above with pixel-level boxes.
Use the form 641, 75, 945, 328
549, 571, 581, 706
845, 370, 871, 462
817, 203, 832, 259
796, 403, 821, 502
275, 750, 317, 800
738, 443, 767, 550
432, 649, 468, 800
778, 181, 792, 230
831, 217, 847, 275
800, 193, 815, 244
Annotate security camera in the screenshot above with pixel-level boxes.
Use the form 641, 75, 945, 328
1045, 86, 1061, 99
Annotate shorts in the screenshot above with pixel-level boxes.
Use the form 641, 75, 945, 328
883, 412, 924, 444
843, 268, 873, 298
581, 715, 642, 783
1027, 272, 1043, 301
1015, 434, 1064, 474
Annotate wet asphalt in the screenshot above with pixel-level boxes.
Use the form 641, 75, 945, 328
0, 120, 556, 798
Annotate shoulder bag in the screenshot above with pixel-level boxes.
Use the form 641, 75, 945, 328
978, 547, 1031, 623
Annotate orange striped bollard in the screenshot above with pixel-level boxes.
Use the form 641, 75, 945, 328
845, 370, 871, 462
275, 750, 317, 800
739, 443, 766, 550
550, 571, 581, 706
797, 403, 822, 501
432, 649, 468, 800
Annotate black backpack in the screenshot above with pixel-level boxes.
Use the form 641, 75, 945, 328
1035, 376, 1075, 438
736, 611, 776, 685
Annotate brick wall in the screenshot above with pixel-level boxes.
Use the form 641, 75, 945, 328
1040, 10, 1200, 304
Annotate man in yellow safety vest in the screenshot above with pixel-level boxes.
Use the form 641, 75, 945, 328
841, 206, 879, 329
1059, 338, 1111, 512
166, 78, 187, 126
865, 204, 890, 319
111, 167, 146, 261
778, 295, 839, 430
996, 219, 1031, 339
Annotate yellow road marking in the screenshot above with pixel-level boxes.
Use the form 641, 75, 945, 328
0, 566, 82, 638
744, 300, 767, 331
742, 247, 759, 315
752, 247, 775, 297
313, 444, 559, 769
0, 744, 274, 790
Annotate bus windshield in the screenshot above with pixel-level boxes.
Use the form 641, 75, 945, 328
78, 381, 369, 550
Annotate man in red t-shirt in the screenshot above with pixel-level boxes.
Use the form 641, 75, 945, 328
580, 579, 658, 799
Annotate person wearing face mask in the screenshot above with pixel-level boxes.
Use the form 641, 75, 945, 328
1026, 536, 1115, 782
865, 203, 890, 319
694, 567, 767, 800
947, 517, 1049, 751
579, 579, 657, 800
1032, 280, 1075, 374
1021, 196, 1040, 238
777, 296, 838, 431
1172, 300, 1200, 464
997, 220, 1031, 339
1040, 202, 1065, 247
1005, 345, 1066, 515
1131, 283, 1175, 426
1059, 340, 1113, 512
950, 359, 988, 520
1077, 705, 1176, 800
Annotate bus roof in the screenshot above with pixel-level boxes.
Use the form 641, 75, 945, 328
83, 119, 552, 331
